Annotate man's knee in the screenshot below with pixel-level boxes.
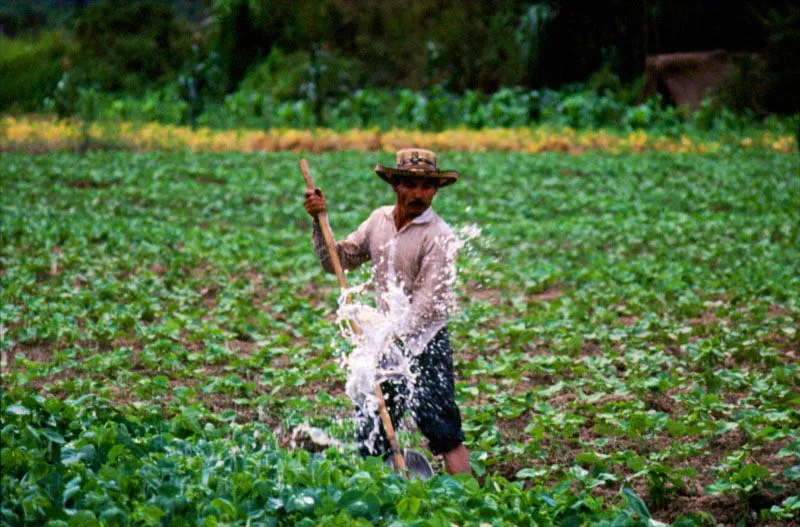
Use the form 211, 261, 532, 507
443, 443, 471, 475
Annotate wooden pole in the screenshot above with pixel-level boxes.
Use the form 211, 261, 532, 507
300, 159, 407, 474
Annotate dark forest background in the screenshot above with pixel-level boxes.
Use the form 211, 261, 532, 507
1, 0, 798, 116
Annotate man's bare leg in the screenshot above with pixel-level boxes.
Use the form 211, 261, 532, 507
443, 444, 471, 475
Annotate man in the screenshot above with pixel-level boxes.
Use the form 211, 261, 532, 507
303, 148, 471, 475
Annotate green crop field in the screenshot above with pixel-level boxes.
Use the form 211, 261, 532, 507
1, 150, 799, 527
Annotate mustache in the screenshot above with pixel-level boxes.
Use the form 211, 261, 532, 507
409, 200, 426, 206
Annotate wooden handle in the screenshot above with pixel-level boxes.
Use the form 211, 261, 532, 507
299, 159, 407, 474
300, 159, 348, 289
299, 158, 315, 189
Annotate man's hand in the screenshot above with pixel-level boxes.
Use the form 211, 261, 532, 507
304, 188, 327, 218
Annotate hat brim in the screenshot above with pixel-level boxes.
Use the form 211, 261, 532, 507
375, 164, 459, 187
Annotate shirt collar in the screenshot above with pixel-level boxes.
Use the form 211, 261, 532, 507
384, 205, 435, 225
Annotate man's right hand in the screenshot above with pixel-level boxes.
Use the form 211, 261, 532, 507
304, 187, 327, 218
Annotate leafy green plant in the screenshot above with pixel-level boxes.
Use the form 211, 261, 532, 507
706, 450, 776, 513
1, 149, 798, 525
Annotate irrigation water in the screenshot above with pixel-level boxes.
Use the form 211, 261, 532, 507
335, 224, 482, 456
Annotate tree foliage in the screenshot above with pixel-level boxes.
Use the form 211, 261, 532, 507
2, 0, 799, 115
72, 0, 193, 93
760, 4, 800, 114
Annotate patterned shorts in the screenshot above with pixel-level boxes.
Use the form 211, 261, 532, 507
356, 326, 465, 457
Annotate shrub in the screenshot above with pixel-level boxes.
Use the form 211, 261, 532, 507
761, 4, 800, 114
72, 0, 193, 93
0, 31, 74, 112
239, 48, 310, 101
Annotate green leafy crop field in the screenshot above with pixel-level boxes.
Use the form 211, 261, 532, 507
1, 150, 799, 526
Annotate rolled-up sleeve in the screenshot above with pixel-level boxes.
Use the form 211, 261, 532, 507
312, 216, 371, 273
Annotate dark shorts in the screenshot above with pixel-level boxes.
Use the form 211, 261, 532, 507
356, 327, 465, 457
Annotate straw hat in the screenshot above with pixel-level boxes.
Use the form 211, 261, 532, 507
375, 149, 459, 187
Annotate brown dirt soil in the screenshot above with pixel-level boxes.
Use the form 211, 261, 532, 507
11, 343, 53, 363
297, 280, 331, 308
187, 173, 226, 185
149, 263, 167, 275
462, 279, 503, 303
228, 339, 258, 358
199, 284, 218, 309
66, 179, 117, 189
765, 331, 799, 361
642, 392, 683, 417
560, 168, 591, 178
530, 287, 564, 302
766, 304, 791, 318
660, 493, 742, 525
687, 311, 725, 327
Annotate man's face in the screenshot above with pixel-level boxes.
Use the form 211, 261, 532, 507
392, 176, 438, 216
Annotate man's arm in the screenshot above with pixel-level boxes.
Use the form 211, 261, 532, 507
305, 187, 370, 273
311, 217, 370, 273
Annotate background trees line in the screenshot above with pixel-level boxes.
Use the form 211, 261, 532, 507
1, 0, 798, 119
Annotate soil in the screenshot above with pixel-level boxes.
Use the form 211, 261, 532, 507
766, 304, 791, 318
66, 179, 117, 189
530, 287, 564, 302
461, 279, 502, 303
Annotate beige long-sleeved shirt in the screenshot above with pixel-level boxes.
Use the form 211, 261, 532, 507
312, 205, 458, 354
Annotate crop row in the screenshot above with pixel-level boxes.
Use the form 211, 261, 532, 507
1, 151, 798, 526
1, 117, 798, 155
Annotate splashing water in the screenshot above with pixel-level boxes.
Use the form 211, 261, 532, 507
335, 223, 482, 454
336, 279, 414, 453
290, 423, 343, 449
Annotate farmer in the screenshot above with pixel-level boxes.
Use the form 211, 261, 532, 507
303, 148, 471, 475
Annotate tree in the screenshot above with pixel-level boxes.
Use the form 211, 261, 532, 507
73, 0, 193, 93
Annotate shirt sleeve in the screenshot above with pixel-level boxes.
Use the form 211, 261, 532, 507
398, 229, 459, 355
312, 214, 371, 274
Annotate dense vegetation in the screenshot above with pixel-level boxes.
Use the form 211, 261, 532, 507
35, 84, 800, 134
2, 150, 798, 525
2, 0, 799, 122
